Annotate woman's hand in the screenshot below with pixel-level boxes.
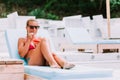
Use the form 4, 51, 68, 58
27, 33, 34, 40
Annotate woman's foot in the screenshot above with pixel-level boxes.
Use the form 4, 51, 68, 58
50, 65, 61, 68
63, 62, 75, 69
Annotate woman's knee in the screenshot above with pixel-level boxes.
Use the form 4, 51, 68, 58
41, 38, 49, 48
41, 38, 48, 43
52, 53, 57, 56
35, 40, 42, 49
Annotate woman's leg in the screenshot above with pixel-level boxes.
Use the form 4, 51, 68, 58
25, 39, 52, 66
26, 47, 46, 66
52, 53, 66, 67
40, 38, 60, 68
52, 53, 75, 69
41, 38, 75, 69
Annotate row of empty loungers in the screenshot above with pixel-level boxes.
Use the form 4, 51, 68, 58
60, 27, 120, 53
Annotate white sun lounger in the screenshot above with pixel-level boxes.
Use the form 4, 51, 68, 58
5, 29, 113, 79
61, 27, 98, 53
7, 11, 36, 29
63, 27, 120, 53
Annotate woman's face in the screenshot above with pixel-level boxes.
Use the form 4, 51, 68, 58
26, 21, 39, 35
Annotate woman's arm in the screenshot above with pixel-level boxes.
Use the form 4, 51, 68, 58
18, 38, 31, 58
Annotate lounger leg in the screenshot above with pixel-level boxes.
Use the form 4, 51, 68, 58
98, 45, 103, 53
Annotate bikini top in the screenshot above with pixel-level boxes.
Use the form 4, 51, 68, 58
29, 42, 35, 50
26, 37, 40, 50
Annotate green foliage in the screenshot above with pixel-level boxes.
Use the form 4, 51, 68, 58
0, 0, 119, 18
28, 8, 59, 20
28, 9, 46, 18
110, 0, 120, 17
0, 0, 44, 7
1, 0, 26, 6
110, 0, 120, 11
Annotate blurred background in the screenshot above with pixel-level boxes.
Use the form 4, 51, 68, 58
0, 0, 119, 19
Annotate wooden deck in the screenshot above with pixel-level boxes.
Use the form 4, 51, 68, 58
0, 59, 46, 80
0, 59, 24, 80
24, 74, 46, 80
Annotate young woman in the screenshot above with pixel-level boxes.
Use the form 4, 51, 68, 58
18, 19, 75, 69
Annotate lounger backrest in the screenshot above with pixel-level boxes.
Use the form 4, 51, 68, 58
65, 27, 94, 44
81, 17, 93, 35
63, 15, 82, 28
16, 16, 36, 29
110, 18, 120, 38
5, 29, 27, 65
92, 15, 104, 38
0, 18, 10, 30
7, 11, 18, 28
5, 29, 55, 65
63, 18, 82, 28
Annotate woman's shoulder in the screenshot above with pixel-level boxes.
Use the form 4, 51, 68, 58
18, 37, 26, 42
38, 37, 47, 39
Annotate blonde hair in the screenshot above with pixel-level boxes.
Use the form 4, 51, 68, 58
26, 19, 38, 26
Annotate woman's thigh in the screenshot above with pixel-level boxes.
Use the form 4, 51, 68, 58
26, 49, 46, 66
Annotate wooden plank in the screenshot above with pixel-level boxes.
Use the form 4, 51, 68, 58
98, 44, 120, 53
24, 74, 47, 80
106, 0, 111, 38
0, 61, 5, 64
0, 65, 24, 73
0, 59, 24, 80
5, 61, 23, 64
60, 44, 97, 53
0, 73, 24, 80
0, 59, 23, 64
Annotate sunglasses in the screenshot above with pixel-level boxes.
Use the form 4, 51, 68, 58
28, 26, 40, 29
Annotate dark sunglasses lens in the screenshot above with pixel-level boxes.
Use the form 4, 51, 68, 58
35, 26, 38, 29
36, 26, 40, 29
29, 26, 39, 29
30, 26, 34, 29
